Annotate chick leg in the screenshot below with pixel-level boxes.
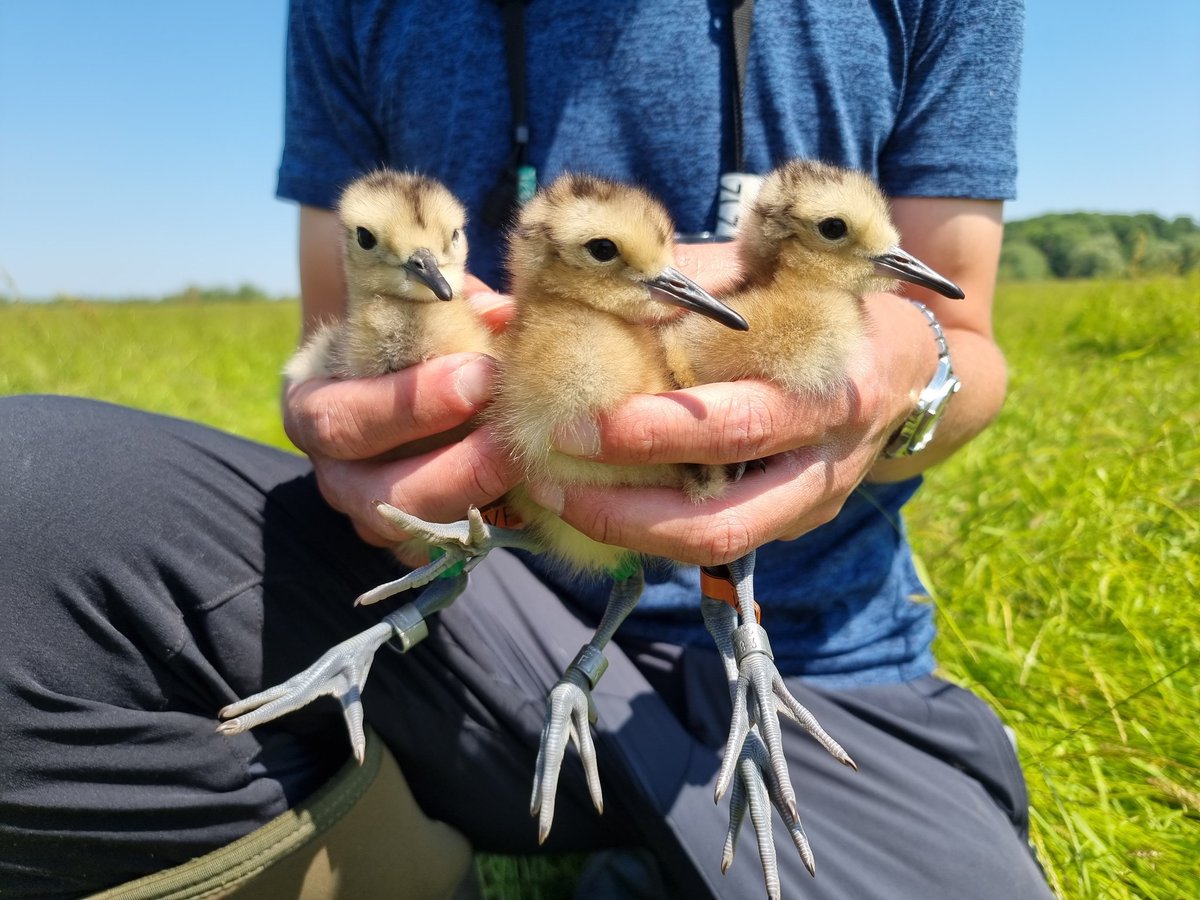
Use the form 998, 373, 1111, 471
218, 574, 465, 762
702, 595, 816, 893
530, 564, 643, 844
357, 503, 542, 606
701, 553, 857, 890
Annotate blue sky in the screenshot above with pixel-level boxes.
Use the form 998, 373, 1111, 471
1, 2, 1197, 299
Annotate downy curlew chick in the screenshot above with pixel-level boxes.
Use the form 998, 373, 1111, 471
496, 173, 749, 843
668, 158, 965, 896
285, 169, 491, 381
219, 170, 495, 762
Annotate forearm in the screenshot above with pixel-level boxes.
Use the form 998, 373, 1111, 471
867, 197, 1007, 481
867, 300, 1007, 482
298, 205, 349, 341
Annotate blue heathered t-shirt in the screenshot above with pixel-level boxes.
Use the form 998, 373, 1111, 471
277, 0, 1022, 687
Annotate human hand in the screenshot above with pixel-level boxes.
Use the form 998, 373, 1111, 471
284, 284, 520, 553
522, 295, 931, 567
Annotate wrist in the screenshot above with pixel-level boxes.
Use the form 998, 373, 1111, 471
882, 301, 960, 458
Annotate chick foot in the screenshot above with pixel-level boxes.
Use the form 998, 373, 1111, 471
530, 565, 643, 843
721, 726, 816, 897
701, 554, 856, 894
218, 575, 465, 762
357, 502, 542, 606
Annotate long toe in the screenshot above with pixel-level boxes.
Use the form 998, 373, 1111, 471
216, 621, 394, 762
531, 669, 601, 843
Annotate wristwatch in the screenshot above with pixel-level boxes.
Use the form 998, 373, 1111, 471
883, 302, 961, 458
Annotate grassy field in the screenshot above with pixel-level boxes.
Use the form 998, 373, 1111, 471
1, 276, 1196, 898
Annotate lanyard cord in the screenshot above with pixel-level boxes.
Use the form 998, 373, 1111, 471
730, 0, 754, 172
501, 0, 530, 168
483, 0, 533, 228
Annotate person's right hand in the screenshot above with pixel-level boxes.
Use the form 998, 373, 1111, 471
283, 347, 518, 554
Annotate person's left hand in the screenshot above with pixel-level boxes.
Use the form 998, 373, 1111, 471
521, 336, 906, 566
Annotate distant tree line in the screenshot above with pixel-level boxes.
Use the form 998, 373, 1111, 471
1000, 212, 1200, 280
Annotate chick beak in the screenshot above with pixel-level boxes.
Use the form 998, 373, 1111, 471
403, 248, 454, 301
872, 248, 965, 300
647, 266, 750, 331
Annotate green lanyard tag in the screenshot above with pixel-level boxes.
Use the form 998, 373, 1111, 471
516, 165, 538, 205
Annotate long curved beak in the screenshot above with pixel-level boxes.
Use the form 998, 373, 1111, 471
872, 248, 965, 300
403, 248, 454, 301
647, 266, 750, 331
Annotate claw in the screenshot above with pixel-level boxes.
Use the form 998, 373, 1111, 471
723, 728, 816, 891
359, 503, 541, 606
530, 566, 643, 843
218, 621, 393, 763
530, 665, 603, 843
218, 577, 468, 760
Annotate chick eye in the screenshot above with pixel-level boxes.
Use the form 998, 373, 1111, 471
356, 227, 378, 250
585, 238, 619, 262
818, 218, 848, 241
450, 228, 462, 246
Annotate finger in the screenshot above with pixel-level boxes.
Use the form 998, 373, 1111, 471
319, 426, 519, 545
286, 352, 496, 461
552, 380, 847, 466
672, 240, 744, 294
468, 290, 517, 332
525, 447, 855, 566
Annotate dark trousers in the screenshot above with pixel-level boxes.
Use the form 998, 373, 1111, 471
0, 395, 1052, 899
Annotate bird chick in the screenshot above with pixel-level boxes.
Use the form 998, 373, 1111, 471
219, 171, 494, 761
667, 158, 965, 896
485, 173, 749, 841
285, 169, 491, 382
670, 157, 962, 393
495, 173, 748, 572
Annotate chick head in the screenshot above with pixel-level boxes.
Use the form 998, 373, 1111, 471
739, 160, 963, 299
509, 174, 747, 330
338, 170, 468, 303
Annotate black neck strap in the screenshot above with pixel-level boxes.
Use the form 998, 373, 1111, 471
731, 0, 754, 172
482, 0, 532, 228
501, 0, 529, 167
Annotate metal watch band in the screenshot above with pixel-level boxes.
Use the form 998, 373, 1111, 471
882, 301, 961, 458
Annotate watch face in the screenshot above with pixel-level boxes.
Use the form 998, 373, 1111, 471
885, 374, 960, 457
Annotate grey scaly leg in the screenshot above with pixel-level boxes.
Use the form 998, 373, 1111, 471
530, 563, 644, 844
701, 552, 856, 894
218, 571, 466, 762
358, 503, 543, 606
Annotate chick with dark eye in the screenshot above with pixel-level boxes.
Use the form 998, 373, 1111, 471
666, 158, 965, 893
585, 237, 619, 261
364, 173, 747, 844
285, 169, 491, 381
356, 225, 378, 249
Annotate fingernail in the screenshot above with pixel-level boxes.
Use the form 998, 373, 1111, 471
553, 417, 600, 457
526, 481, 565, 516
454, 358, 494, 406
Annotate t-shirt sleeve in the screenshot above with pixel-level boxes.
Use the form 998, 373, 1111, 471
879, 0, 1023, 200
276, 0, 387, 210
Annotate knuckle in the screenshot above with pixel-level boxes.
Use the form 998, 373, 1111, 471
810, 498, 843, 530
619, 414, 666, 465
462, 450, 511, 504
715, 393, 775, 461
311, 400, 376, 460
579, 503, 625, 550
692, 511, 756, 566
